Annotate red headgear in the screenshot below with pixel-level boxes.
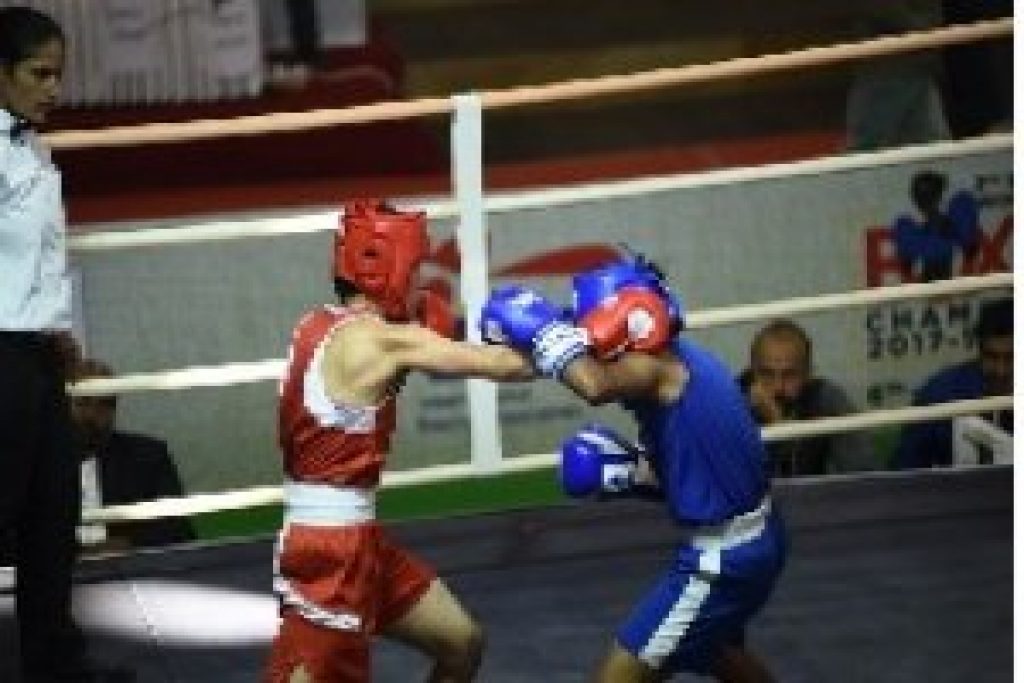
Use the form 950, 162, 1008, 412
334, 200, 429, 320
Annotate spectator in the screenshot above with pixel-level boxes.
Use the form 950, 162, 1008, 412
893, 297, 1013, 469
0, 7, 132, 681
284, 0, 322, 69
265, 0, 323, 89
739, 319, 877, 476
892, 170, 981, 283
941, 0, 1013, 138
845, 2, 951, 151
71, 359, 195, 553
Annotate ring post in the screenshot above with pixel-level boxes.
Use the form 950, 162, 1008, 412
452, 92, 503, 474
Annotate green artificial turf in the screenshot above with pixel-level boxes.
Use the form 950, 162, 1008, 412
190, 467, 564, 541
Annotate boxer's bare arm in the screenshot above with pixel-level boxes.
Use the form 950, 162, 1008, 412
562, 351, 688, 406
386, 322, 535, 381
322, 316, 534, 406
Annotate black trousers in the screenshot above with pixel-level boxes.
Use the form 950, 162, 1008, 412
285, 0, 320, 65
0, 333, 82, 676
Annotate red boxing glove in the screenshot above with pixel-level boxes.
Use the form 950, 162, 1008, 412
415, 288, 457, 339
578, 287, 671, 359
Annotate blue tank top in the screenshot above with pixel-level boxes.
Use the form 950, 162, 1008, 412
624, 338, 767, 525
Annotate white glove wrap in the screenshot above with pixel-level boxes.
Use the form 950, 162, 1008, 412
533, 321, 590, 378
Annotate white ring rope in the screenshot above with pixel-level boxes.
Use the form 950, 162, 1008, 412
82, 394, 1013, 524
493, 396, 1015, 474
70, 211, 342, 252
480, 134, 1013, 219
44, 18, 1011, 150
70, 359, 286, 397
684, 273, 1013, 330
761, 396, 1013, 442
68, 134, 1012, 252
68, 272, 1012, 397
480, 19, 1012, 110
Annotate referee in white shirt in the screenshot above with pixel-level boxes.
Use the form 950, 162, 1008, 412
0, 9, 132, 682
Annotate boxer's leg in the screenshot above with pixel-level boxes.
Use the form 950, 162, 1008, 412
710, 645, 775, 683
593, 642, 664, 683
384, 578, 484, 683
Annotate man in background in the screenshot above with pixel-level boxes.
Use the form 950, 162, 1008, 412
845, 1, 950, 151
739, 319, 877, 477
941, 0, 1013, 138
71, 359, 194, 552
893, 297, 1013, 469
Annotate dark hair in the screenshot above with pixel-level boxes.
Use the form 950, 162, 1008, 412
0, 7, 64, 67
752, 319, 813, 368
333, 277, 361, 301
976, 297, 1012, 342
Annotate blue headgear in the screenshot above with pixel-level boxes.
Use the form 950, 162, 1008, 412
571, 252, 685, 332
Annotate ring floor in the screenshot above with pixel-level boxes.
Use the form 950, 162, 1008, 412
0, 466, 1012, 682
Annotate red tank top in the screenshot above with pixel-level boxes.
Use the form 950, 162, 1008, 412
278, 305, 397, 487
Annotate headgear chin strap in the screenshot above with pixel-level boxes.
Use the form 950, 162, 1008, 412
334, 200, 429, 320
571, 251, 685, 351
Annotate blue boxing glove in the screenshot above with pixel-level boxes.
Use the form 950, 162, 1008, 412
559, 423, 642, 498
480, 285, 590, 378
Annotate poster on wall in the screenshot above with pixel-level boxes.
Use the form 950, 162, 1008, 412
860, 165, 1012, 409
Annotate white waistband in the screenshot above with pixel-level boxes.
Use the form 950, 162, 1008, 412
283, 480, 376, 526
689, 496, 772, 553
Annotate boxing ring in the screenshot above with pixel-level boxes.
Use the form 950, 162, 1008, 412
1, 17, 1013, 682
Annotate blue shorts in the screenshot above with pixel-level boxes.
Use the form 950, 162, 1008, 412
617, 500, 787, 676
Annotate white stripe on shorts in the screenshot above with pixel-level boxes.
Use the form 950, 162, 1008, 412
639, 572, 713, 668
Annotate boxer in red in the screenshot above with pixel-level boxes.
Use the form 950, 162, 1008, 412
265, 200, 533, 682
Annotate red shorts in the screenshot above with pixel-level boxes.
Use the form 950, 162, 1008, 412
264, 522, 435, 682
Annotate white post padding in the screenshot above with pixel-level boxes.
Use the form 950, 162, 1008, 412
452, 93, 503, 473
952, 415, 1013, 466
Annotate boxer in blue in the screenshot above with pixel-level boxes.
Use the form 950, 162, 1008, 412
481, 253, 786, 682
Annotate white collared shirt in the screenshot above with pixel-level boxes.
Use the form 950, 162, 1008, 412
0, 109, 72, 331
78, 454, 108, 545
